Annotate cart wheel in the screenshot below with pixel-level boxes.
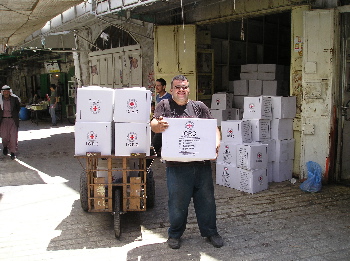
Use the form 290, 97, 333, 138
146, 168, 155, 208
80, 171, 88, 211
114, 189, 121, 238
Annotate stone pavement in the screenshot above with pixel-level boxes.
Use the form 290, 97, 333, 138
0, 120, 350, 261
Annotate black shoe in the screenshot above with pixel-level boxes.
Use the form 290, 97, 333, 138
3, 147, 8, 155
10, 153, 15, 160
52, 124, 57, 126
167, 237, 181, 249
208, 234, 224, 248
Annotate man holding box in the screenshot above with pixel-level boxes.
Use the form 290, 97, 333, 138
151, 75, 223, 249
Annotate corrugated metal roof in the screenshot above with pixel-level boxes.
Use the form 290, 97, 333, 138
0, 0, 84, 47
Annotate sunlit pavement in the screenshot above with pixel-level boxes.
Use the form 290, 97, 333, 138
1, 120, 350, 261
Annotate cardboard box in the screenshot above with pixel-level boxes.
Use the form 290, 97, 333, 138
161, 118, 217, 161
270, 118, 293, 140
267, 161, 273, 182
257, 140, 276, 162
236, 168, 268, 194
232, 80, 249, 95
249, 119, 271, 142
76, 86, 114, 122
114, 87, 152, 123
75, 122, 112, 156
237, 143, 268, 170
210, 93, 233, 109
243, 96, 272, 120
248, 80, 263, 96
275, 139, 295, 162
230, 108, 243, 120
114, 122, 151, 156
240, 72, 258, 80
216, 163, 239, 189
93, 177, 106, 210
258, 64, 284, 73
241, 64, 258, 72
210, 109, 234, 126
271, 96, 296, 119
272, 159, 293, 182
262, 81, 279, 96
233, 95, 245, 109
221, 120, 252, 143
217, 141, 239, 166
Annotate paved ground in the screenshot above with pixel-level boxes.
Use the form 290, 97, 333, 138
0, 119, 350, 261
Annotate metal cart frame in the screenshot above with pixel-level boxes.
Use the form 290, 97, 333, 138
76, 152, 156, 238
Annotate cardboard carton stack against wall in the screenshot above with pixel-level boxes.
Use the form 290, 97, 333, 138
74, 86, 152, 157
215, 95, 296, 193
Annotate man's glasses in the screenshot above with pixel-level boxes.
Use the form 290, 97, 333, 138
174, 85, 189, 90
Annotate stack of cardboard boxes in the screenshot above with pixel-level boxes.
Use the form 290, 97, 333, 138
229, 64, 288, 110
74, 86, 152, 156
216, 95, 296, 194
209, 92, 242, 126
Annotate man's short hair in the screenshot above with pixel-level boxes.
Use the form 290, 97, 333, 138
156, 78, 166, 86
171, 75, 189, 88
50, 84, 56, 90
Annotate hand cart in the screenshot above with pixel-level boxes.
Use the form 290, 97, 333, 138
75, 152, 156, 238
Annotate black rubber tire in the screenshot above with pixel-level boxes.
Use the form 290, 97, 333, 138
114, 189, 121, 238
146, 169, 155, 208
80, 171, 89, 211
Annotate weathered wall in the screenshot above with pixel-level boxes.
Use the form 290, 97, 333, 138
74, 19, 154, 88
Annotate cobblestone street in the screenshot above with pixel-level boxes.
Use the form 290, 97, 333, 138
0, 120, 350, 261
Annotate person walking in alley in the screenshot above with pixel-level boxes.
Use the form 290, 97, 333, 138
150, 75, 223, 249
0, 85, 21, 160
152, 78, 172, 157
49, 84, 58, 126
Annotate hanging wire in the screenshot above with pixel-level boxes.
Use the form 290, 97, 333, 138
181, 0, 186, 53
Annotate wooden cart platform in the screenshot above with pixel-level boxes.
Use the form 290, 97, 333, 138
75, 152, 156, 238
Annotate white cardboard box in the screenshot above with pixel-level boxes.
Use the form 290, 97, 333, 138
114, 122, 151, 156
275, 139, 295, 162
210, 109, 232, 126
113, 87, 152, 123
162, 118, 217, 161
272, 159, 293, 182
236, 167, 268, 194
75, 122, 112, 155
241, 64, 258, 72
221, 120, 252, 143
210, 93, 233, 109
249, 119, 271, 142
271, 96, 296, 119
236, 143, 268, 170
243, 96, 272, 120
76, 86, 114, 122
262, 80, 279, 96
270, 118, 293, 140
217, 141, 239, 166
248, 80, 263, 96
232, 80, 249, 95
240, 72, 258, 80
258, 64, 284, 73
216, 163, 239, 189
257, 140, 276, 162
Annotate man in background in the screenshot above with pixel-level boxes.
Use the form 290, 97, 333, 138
49, 84, 58, 126
153, 78, 171, 157
0, 85, 21, 159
